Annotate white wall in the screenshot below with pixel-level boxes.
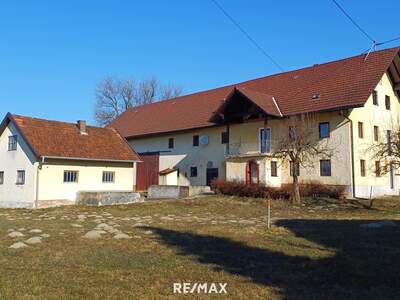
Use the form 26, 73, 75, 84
0, 123, 37, 208
37, 159, 135, 202
130, 126, 227, 186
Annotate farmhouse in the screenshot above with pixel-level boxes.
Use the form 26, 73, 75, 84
111, 47, 400, 198
0, 114, 140, 208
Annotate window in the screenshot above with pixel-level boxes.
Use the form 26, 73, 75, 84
375, 161, 381, 177
271, 161, 278, 177
8, 135, 17, 151
360, 160, 366, 177
259, 128, 271, 153
385, 95, 391, 110
193, 135, 199, 147
320, 160, 331, 176
289, 126, 297, 140
221, 132, 229, 144
387, 130, 392, 155
16, 170, 25, 185
373, 126, 379, 142
190, 166, 198, 177
0, 171, 3, 184
64, 171, 78, 183
319, 122, 330, 139
168, 138, 174, 149
102, 171, 115, 183
358, 122, 364, 138
289, 161, 300, 177
373, 90, 378, 105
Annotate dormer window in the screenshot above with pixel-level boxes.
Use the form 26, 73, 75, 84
312, 93, 320, 100
8, 135, 17, 151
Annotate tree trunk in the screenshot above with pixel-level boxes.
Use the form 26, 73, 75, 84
292, 175, 301, 205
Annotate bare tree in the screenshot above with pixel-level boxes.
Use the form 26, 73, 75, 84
94, 76, 182, 126
272, 114, 334, 204
369, 127, 400, 174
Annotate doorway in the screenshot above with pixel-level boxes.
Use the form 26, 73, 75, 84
246, 160, 259, 185
206, 168, 219, 186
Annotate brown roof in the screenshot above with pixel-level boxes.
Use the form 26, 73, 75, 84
0, 114, 140, 162
111, 47, 400, 138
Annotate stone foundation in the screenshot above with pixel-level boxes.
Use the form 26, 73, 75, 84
76, 191, 143, 206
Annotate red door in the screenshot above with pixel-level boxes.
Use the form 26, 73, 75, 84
245, 160, 259, 185
136, 153, 160, 191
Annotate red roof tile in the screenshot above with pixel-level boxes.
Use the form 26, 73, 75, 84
111, 47, 400, 138
1, 114, 140, 162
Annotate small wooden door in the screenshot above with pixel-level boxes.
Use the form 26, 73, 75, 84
136, 153, 160, 191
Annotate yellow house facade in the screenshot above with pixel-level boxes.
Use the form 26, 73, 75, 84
112, 47, 400, 198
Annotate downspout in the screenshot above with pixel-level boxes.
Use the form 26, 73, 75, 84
342, 111, 356, 198
35, 157, 44, 208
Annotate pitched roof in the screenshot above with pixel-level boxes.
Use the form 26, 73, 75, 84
111, 47, 400, 138
0, 114, 140, 162
236, 87, 282, 117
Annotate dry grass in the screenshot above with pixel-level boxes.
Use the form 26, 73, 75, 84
0, 196, 399, 299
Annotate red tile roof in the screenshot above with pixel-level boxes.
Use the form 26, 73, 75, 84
0, 114, 140, 162
111, 47, 400, 138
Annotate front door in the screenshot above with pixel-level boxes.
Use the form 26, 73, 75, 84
246, 160, 259, 185
206, 168, 219, 186
136, 153, 160, 191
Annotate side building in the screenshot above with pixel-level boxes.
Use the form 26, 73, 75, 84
111, 47, 400, 198
0, 114, 140, 208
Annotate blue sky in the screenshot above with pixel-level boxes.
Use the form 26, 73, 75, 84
0, 0, 398, 124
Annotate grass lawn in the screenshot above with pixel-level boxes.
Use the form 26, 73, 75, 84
0, 196, 400, 299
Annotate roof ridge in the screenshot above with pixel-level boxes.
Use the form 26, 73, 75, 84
125, 47, 400, 111
11, 114, 104, 129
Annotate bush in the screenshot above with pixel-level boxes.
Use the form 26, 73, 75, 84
211, 179, 345, 200
211, 179, 290, 200
298, 181, 346, 199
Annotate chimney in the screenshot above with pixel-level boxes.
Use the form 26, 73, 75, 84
77, 120, 87, 135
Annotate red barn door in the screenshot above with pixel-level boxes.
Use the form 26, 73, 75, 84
136, 153, 160, 191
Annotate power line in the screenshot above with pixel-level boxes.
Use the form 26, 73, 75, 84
331, 0, 376, 43
377, 36, 400, 46
210, 0, 285, 72
331, 0, 400, 49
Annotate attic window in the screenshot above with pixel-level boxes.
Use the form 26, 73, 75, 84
312, 93, 320, 100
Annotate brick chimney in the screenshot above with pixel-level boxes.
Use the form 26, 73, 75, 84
77, 120, 87, 135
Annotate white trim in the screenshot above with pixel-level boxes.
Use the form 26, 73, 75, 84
272, 97, 283, 117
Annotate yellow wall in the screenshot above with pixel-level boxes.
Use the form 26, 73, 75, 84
37, 159, 135, 202
130, 126, 227, 186
349, 72, 400, 197
227, 111, 352, 188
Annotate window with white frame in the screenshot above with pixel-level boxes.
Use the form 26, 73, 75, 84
64, 171, 78, 183
8, 135, 17, 151
259, 128, 271, 153
16, 170, 25, 185
0, 171, 4, 184
102, 171, 115, 183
